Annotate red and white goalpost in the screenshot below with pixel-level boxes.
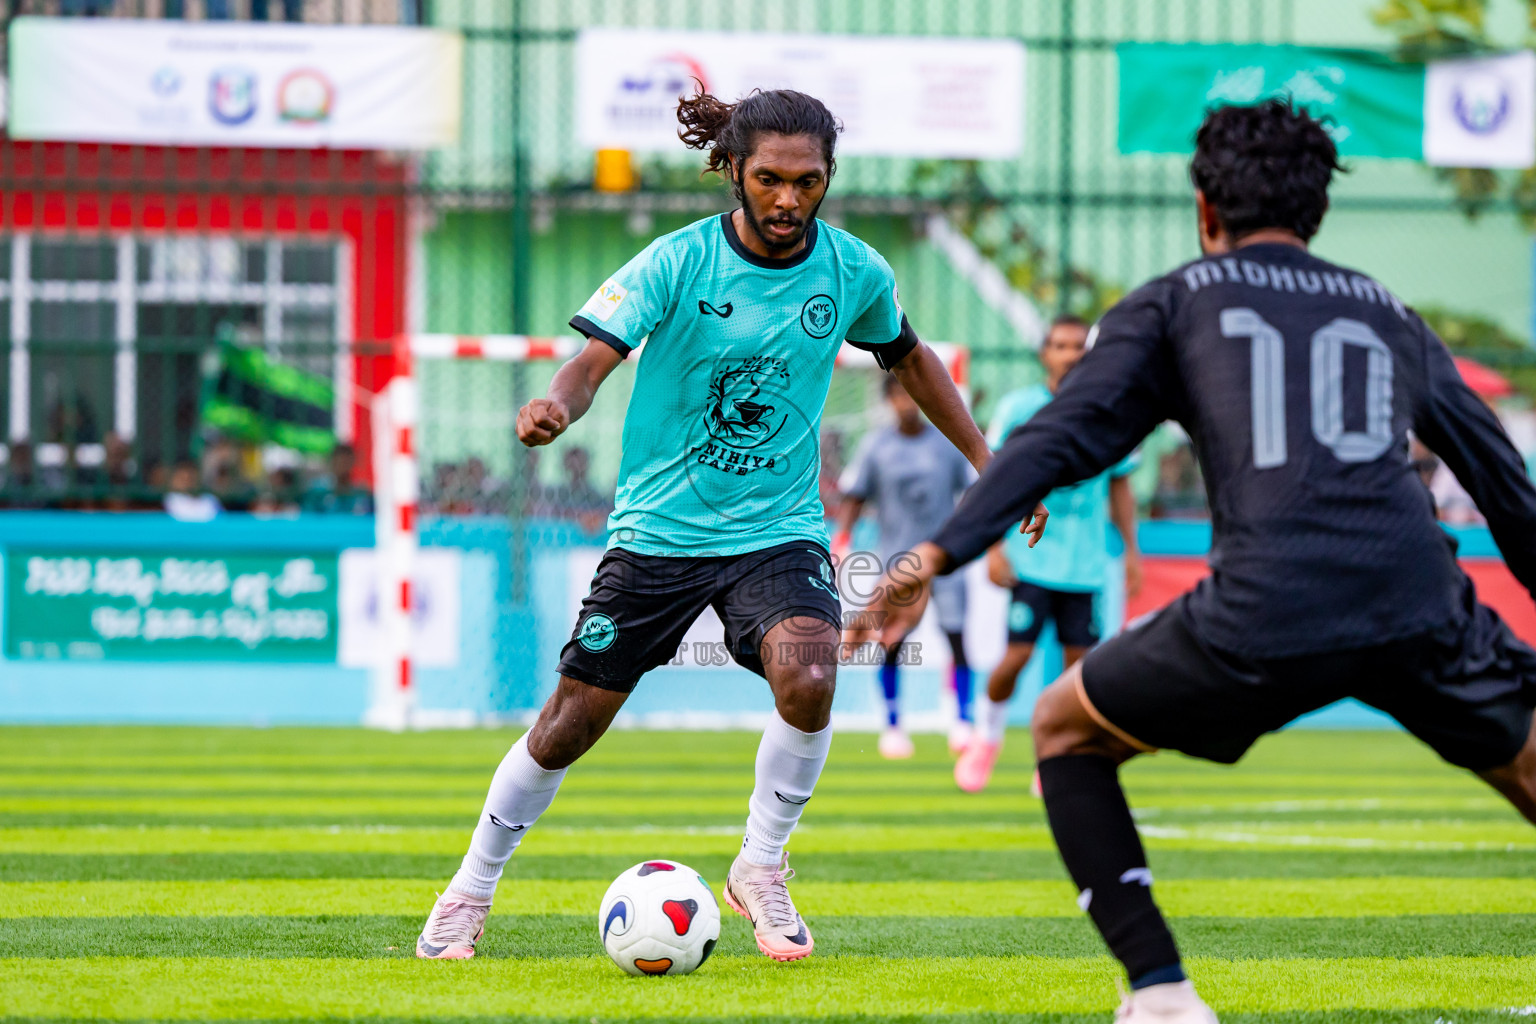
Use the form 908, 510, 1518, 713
364, 334, 970, 729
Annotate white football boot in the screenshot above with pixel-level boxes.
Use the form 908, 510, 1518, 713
723, 854, 814, 962
416, 889, 491, 959
1114, 981, 1219, 1023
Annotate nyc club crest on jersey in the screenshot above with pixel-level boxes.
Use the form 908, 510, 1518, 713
800, 294, 838, 339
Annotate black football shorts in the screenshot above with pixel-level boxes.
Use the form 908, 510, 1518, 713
556, 540, 843, 693
1081, 592, 1536, 772
1008, 581, 1099, 648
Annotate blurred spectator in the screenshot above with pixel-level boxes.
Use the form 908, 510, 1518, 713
542, 447, 613, 533
164, 460, 222, 522
302, 444, 374, 515
74, 433, 139, 511
102, 433, 136, 489
252, 467, 303, 517
518, 449, 546, 516
61, 0, 115, 14
1149, 445, 1208, 520
203, 437, 255, 512
0, 443, 53, 509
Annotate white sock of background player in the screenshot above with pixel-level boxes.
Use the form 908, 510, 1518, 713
980, 696, 1010, 746
738, 711, 833, 868
448, 732, 566, 900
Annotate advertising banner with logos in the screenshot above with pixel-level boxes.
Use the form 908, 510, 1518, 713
6, 16, 462, 149
1117, 43, 1535, 169
575, 28, 1025, 159
336, 547, 461, 669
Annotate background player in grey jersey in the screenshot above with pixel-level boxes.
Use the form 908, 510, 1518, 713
834, 376, 977, 759
851, 99, 1536, 1022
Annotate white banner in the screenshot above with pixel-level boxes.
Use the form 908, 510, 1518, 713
7, 17, 462, 149
1424, 51, 1536, 169
338, 547, 461, 669
575, 29, 1025, 159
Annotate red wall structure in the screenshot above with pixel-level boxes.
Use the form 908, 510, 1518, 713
1128, 556, 1536, 647
0, 141, 409, 482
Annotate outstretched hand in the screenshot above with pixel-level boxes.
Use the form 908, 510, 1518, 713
1021, 503, 1049, 547
841, 541, 946, 652
517, 398, 570, 447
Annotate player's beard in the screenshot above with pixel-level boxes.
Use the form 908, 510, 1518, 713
742, 193, 824, 254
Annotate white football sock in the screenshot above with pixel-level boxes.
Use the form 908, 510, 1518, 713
739, 712, 833, 867
449, 732, 566, 900
981, 696, 1010, 744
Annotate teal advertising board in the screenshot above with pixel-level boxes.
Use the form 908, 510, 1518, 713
4, 550, 338, 662
1118, 43, 1425, 158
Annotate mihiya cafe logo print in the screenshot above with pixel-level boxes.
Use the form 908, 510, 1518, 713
685, 355, 815, 524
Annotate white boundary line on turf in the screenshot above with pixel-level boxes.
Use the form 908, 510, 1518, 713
1138, 824, 1536, 851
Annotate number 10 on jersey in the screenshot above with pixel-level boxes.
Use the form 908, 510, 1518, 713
1221, 308, 1395, 469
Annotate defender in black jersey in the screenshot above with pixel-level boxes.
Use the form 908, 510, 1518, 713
847, 100, 1536, 1022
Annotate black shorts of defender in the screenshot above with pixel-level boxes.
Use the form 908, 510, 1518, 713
1009, 581, 1099, 648
1081, 594, 1536, 772
556, 540, 843, 693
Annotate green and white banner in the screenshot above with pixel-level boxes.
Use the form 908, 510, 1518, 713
7, 16, 462, 149
1117, 43, 1535, 168
5, 551, 338, 662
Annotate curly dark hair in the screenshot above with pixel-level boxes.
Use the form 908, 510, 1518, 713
1189, 98, 1344, 242
676, 88, 841, 200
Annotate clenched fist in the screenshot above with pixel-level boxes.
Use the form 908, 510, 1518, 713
517, 398, 570, 447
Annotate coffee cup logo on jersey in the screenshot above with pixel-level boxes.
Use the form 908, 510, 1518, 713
698, 357, 792, 465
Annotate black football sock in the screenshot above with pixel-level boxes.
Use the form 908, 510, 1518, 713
1037, 753, 1184, 989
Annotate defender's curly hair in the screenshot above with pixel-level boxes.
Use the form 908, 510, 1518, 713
676, 88, 841, 200
1190, 98, 1345, 242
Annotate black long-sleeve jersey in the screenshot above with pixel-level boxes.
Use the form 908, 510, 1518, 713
933, 242, 1536, 659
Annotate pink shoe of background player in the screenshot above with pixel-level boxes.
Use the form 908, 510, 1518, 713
954, 738, 1000, 793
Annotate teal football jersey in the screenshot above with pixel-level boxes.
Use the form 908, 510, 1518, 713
988, 384, 1136, 592
570, 214, 911, 557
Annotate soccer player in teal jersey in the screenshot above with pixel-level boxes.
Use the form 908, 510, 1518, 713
416, 88, 1047, 963
954, 315, 1142, 794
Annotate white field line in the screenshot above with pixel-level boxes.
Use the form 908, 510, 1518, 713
1139, 823, 1536, 851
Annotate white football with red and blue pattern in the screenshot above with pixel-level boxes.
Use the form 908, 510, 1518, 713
598, 859, 721, 976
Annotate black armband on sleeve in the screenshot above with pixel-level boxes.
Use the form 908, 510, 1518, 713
569, 316, 632, 358
847, 315, 919, 371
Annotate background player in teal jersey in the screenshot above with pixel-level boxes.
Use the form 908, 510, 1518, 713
416, 88, 1047, 964
954, 315, 1141, 793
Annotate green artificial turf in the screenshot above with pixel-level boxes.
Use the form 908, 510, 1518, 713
2, 726, 1533, 1022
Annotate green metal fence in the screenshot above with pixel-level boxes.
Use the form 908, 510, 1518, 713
2, 0, 1534, 512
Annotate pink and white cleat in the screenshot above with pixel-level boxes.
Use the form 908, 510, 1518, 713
947, 720, 973, 756
723, 855, 814, 962
954, 738, 1001, 793
877, 726, 915, 760
1114, 980, 1219, 1022
416, 889, 491, 959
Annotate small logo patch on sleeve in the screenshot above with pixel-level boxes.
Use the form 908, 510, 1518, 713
582, 279, 629, 323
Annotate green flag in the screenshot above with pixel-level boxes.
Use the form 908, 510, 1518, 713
201, 343, 336, 455
1117, 43, 1425, 158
